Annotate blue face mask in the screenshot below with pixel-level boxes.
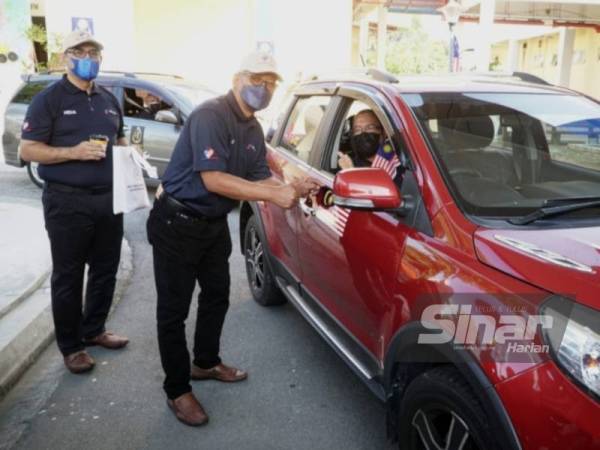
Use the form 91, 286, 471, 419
69, 57, 100, 81
240, 84, 272, 112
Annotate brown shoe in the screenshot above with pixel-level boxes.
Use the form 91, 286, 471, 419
166, 392, 209, 427
191, 363, 247, 382
83, 331, 129, 349
64, 350, 95, 374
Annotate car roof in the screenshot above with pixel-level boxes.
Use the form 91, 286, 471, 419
24, 71, 213, 91
299, 73, 576, 96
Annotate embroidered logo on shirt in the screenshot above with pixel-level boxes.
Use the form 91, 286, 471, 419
204, 148, 218, 160
246, 144, 257, 152
63, 110, 77, 116
22, 121, 30, 131
105, 109, 118, 116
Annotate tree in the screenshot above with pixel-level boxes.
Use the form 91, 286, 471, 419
376, 16, 448, 75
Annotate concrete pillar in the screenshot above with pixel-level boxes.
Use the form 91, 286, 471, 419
359, 16, 369, 66
376, 5, 387, 70
476, 0, 495, 71
557, 27, 575, 87
507, 39, 520, 72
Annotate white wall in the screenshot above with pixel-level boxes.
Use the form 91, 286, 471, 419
44, 0, 136, 72
266, 0, 353, 81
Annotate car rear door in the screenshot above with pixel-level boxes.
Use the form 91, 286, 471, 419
263, 91, 336, 285
295, 85, 420, 366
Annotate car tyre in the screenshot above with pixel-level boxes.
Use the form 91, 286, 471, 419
398, 366, 500, 450
27, 161, 44, 188
244, 215, 285, 306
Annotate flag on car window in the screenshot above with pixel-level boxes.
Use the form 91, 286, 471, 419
372, 142, 401, 179
332, 205, 350, 238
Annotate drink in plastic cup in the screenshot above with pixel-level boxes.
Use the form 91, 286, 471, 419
89, 134, 109, 156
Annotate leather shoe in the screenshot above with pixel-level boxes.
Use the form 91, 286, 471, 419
64, 350, 95, 374
83, 331, 129, 349
167, 392, 209, 427
191, 363, 247, 382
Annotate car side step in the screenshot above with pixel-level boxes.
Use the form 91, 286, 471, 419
276, 279, 386, 401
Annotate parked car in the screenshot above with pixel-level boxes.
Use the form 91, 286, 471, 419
240, 69, 600, 450
2, 71, 217, 187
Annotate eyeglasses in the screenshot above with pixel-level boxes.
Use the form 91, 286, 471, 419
351, 124, 382, 135
66, 48, 101, 60
244, 72, 279, 90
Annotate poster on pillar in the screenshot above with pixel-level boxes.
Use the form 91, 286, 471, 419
71, 17, 95, 35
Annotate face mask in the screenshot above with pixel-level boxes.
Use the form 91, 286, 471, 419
69, 57, 100, 81
240, 84, 272, 111
351, 132, 380, 160
147, 103, 161, 114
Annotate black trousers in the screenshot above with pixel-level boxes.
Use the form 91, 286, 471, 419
42, 186, 123, 357
147, 196, 231, 400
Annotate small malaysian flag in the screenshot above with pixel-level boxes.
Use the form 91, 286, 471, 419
372, 143, 401, 180
451, 34, 461, 73
332, 205, 350, 238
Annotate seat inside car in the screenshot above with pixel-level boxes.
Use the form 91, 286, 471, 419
438, 115, 518, 187
296, 104, 324, 162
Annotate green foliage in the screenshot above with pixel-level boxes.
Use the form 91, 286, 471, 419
25, 24, 47, 46
368, 16, 449, 75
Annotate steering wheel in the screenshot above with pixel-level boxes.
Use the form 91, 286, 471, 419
449, 168, 484, 178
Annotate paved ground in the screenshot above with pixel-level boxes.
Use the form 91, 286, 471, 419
0, 162, 393, 450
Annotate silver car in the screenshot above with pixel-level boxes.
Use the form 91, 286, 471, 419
2, 71, 217, 187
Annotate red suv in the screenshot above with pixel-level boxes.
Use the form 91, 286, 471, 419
240, 70, 600, 450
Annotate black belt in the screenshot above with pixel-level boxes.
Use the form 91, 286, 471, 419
46, 182, 111, 195
159, 192, 224, 223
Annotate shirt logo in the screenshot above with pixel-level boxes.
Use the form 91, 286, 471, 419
204, 148, 218, 160
105, 109, 118, 116
246, 144, 257, 152
22, 121, 30, 131
63, 110, 77, 116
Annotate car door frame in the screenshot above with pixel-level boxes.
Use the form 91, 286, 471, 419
290, 82, 434, 396
260, 86, 339, 287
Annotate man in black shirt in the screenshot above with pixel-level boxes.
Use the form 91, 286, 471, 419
20, 31, 129, 375
147, 51, 319, 426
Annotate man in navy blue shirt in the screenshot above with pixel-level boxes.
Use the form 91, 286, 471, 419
147, 51, 319, 426
20, 31, 129, 375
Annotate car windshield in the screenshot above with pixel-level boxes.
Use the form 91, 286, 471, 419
163, 83, 216, 115
403, 92, 600, 219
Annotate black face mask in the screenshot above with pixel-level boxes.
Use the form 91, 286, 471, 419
147, 103, 161, 114
351, 132, 380, 160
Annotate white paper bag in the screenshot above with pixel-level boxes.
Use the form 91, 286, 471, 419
112, 145, 155, 214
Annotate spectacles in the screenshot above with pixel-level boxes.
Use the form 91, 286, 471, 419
244, 72, 279, 90
66, 48, 101, 60
351, 124, 382, 135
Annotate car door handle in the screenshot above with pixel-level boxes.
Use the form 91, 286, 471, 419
298, 199, 316, 217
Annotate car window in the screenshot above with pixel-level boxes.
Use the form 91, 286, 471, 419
326, 99, 401, 176
404, 92, 600, 218
123, 87, 173, 122
280, 96, 331, 163
11, 81, 52, 105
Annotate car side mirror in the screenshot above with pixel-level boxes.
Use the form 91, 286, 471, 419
333, 168, 402, 211
155, 110, 179, 125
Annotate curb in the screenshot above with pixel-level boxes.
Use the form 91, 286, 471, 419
0, 268, 52, 320
0, 239, 134, 400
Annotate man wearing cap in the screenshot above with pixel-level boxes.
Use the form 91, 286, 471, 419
147, 51, 320, 426
20, 31, 129, 375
